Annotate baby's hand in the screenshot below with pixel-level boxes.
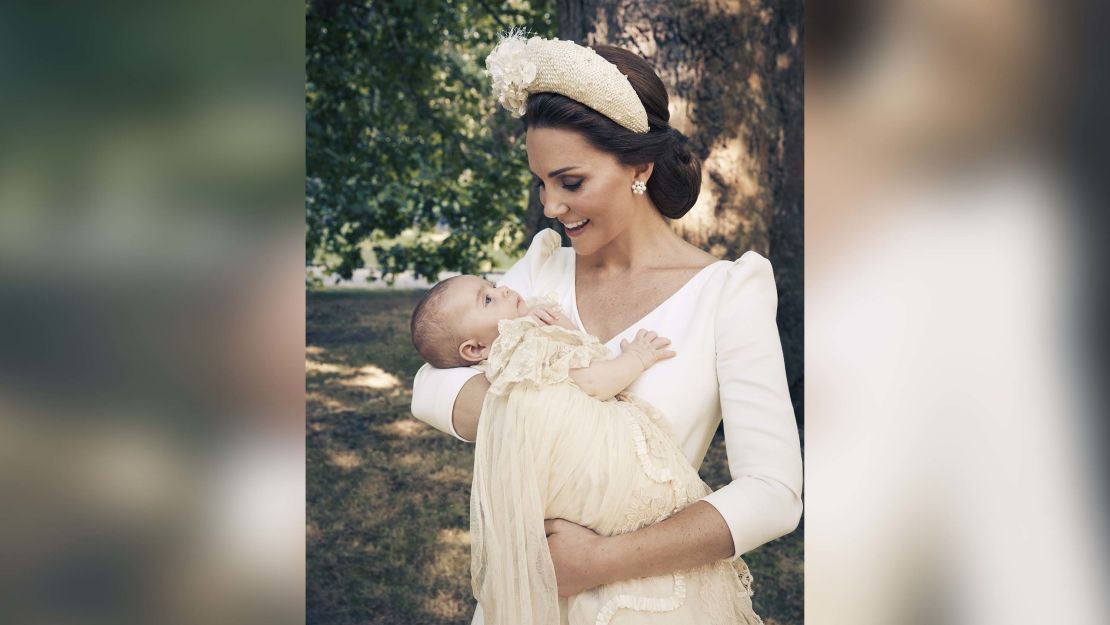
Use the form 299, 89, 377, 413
620, 329, 676, 370
529, 305, 577, 331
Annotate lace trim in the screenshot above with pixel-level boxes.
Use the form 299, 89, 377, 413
594, 573, 687, 625
737, 560, 756, 597
484, 316, 608, 396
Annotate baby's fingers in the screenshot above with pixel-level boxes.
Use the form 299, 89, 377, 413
651, 337, 671, 348
620, 338, 630, 350
656, 349, 677, 360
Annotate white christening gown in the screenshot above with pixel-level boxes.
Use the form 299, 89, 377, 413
470, 314, 763, 625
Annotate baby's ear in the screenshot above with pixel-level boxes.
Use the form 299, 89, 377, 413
458, 339, 488, 364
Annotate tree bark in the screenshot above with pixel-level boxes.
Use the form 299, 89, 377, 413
555, 0, 804, 427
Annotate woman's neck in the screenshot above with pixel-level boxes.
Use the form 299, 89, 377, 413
578, 207, 683, 274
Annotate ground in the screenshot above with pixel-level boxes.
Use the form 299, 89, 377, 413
307, 289, 802, 625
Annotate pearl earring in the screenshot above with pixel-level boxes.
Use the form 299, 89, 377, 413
631, 180, 647, 195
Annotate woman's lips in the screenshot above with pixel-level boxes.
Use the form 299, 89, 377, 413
563, 219, 590, 238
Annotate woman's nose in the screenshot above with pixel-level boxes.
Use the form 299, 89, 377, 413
542, 199, 568, 219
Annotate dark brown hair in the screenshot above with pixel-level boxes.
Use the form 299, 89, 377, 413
522, 45, 702, 219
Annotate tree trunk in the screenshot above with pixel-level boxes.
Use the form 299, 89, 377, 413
556, 0, 804, 427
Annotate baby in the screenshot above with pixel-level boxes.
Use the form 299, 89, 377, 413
410, 274, 675, 398
410, 274, 762, 625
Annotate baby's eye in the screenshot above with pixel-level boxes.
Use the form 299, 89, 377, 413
484, 294, 492, 305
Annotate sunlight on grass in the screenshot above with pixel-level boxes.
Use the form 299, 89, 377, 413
437, 528, 470, 547
341, 365, 401, 390
396, 452, 423, 467
307, 391, 353, 413
384, 418, 427, 437
327, 450, 364, 470
306, 359, 350, 375
306, 345, 326, 356
429, 464, 470, 486
425, 589, 470, 621
424, 543, 470, 585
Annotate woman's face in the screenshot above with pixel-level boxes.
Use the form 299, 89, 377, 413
525, 127, 641, 257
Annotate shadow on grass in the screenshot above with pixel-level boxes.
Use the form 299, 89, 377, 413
307, 289, 802, 625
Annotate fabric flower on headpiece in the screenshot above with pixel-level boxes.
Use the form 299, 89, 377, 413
483, 31, 650, 133
485, 33, 538, 116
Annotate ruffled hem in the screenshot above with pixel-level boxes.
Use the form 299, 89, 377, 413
595, 573, 687, 625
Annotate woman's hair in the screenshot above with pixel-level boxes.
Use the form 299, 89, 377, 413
522, 45, 702, 219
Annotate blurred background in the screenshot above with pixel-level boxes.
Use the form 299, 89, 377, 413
806, 0, 1109, 624
0, 2, 305, 625
306, 1, 803, 623
1, 1, 1107, 625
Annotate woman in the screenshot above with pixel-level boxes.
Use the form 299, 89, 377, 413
411, 34, 802, 623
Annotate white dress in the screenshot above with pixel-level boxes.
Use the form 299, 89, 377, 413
471, 314, 763, 624
411, 229, 802, 624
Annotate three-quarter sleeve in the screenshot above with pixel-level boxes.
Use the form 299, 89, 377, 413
409, 229, 563, 442
700, 252, 803, 558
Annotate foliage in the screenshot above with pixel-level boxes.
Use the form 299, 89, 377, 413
306, 0, 556, 283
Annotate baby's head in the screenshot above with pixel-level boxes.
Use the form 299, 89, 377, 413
410, 275, 529, 368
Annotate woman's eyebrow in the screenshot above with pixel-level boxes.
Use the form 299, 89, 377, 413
529, 166, 580, 178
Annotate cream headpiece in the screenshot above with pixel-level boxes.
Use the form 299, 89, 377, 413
485, 32, 650, 134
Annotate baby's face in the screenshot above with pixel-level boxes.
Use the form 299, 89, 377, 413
448, 275, 529, 350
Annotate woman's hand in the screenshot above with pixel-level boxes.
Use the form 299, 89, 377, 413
544, 518, 612, 597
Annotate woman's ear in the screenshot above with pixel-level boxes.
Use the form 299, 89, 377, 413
458, 339, 489, 364
633, 161, 654, 183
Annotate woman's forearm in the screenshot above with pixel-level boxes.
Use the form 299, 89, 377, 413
544, 500, 735, 596
450, 373, 489, 443
598, 501, 735, 584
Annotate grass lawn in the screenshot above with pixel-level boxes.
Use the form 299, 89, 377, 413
307, 289, 803, 625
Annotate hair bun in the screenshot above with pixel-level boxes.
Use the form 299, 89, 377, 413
647, 127, 701, 219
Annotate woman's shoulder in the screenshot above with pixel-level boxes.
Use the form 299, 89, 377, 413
526, 229, 574, 289
712, 250, 778, 323
526, 227, 562, 258
498, 229, 573, 294
521, 228, 572, 272
681, 245, 774, 287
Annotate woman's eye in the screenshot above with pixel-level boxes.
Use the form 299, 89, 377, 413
562, 178, 583, 191
533, 179, 545, 189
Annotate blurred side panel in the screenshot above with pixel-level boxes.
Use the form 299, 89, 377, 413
0, 2, 305, 625
805, 0, 1110, 624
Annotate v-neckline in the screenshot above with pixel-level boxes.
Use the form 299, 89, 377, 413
570, 259, 728, 346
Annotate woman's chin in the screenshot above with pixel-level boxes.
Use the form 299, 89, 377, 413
568, 236, 599, 256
